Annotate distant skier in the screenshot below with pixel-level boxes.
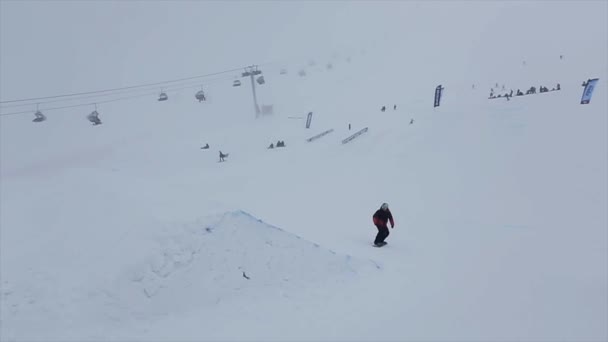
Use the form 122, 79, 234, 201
201, 143, 210, 149
348, 123, 351, 130
381, 106, 386, 112
410, 119, 414, 125
393, 104, 397, 110
372, 203, 395, 247
219, 151, 228, 162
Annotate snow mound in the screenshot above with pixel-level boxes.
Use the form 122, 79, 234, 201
112, 210, 380, 317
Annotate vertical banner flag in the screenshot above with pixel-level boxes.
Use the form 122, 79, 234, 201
580, 78, 599, 104
306, 112, 313, 128
434, 85, 444, 107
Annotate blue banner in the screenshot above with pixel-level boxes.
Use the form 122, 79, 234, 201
580, 78, 599, 104
434, 85, 444, 107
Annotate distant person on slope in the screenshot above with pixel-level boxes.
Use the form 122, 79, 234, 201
372, 203, 395, 247
219, 151, 228, 162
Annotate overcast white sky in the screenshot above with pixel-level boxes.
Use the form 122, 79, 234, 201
1, 1, 606, 103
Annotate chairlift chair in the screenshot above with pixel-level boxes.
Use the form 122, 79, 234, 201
32, 110, 46, 123
158, 92, 168, 101
195, 90, 206, 102
233, 80, 241, 87
87, 110, 102, 125
256, 76, 265, 85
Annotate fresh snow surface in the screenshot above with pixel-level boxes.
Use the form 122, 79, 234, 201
1, 2, 607, 341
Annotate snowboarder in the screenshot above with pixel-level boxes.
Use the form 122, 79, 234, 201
201, 143, 210, 149
268, 143, 274, 149
219, 151, 228, 162
372, 203, 395, 247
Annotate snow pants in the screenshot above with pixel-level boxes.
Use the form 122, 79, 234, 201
374, 224, 389, 244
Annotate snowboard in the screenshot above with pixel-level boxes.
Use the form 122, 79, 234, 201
373, 242, 387, 248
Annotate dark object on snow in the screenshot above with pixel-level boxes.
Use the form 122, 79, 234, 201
393, 104, 397, 110
556, 83, 561, 91
201, 143, 210, 149
242, 271, 250, 280
268, 143, 274, 149
410, 119, 414, 125
516, 89, 524, 96
158, 92, 168, 101
381, 106, 386, 112
372, 203, 395, 246
348, 123, 351, 130
219, 151, 228, 162
276, 140, 285, 148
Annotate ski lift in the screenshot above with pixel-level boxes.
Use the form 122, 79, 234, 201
233, 80, 241, 87
195, 90, 206, 102
87, 110, 102, 125
158, 92, 168, 101
256, 76, 265, 85
32, 110, 46, 123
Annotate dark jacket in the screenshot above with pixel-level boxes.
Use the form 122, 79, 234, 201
373, 209, 394, 228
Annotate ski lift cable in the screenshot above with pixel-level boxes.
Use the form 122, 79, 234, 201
0, 54, 330, 108
0, 75, 238, 117
0, 76, 234, 117
0, 66, 248, 104
0, 74, 237, 110
0, 89, 164, 117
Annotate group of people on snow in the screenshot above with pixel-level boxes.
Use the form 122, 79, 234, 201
489, 83, 561, 100
380, 104, 397, 112
268, 140, 286, 149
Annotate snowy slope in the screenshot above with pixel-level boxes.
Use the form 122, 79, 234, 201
1, 1, 607, 341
